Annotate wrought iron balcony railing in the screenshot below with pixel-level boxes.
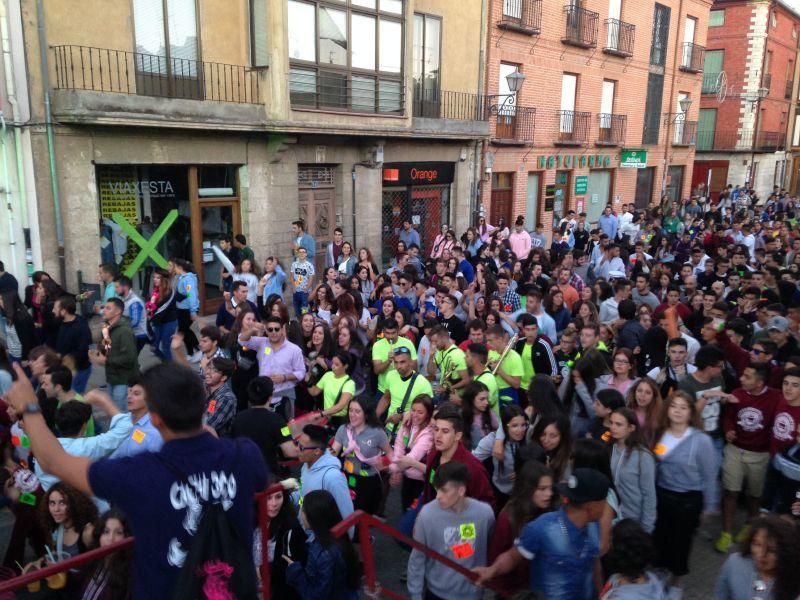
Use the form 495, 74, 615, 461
412, 88, 488, 121
556, 109, 591, 144
497, 0, 542, 34
603, 19, 635, 57
672, 120, 697, 146
679, 42, 705, 73
696, 129, 785, 152
562, 5, 599, 48
486, 96, 536, 144
52, 45, 260, 103
596, 113, 626, 145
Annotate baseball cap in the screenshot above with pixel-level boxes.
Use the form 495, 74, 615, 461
767, 316, 790, 333
556, 468, 611, 503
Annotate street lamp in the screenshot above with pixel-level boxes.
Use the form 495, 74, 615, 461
660, 97, 693, 204
506, 70, 526, 94
746, 86, 770, 188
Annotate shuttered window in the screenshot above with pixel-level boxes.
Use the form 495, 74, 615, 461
642, 73, 664, 145
650, 3, 670, 67
250, 0, 268, 67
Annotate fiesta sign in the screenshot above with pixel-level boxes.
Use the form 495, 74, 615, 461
537, 154, 613, 169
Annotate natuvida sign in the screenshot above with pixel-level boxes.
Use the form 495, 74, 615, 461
536, 154, 613, 169
620, 149, 648, 169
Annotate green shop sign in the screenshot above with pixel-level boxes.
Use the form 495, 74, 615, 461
574, 175, 588, 195
620, 149, 648, 169
536, 154, 613, 169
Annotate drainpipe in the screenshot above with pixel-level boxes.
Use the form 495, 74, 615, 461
660, 0, 686, 204
473, 0, 489, 224
351, 166, 357, 248
0, 114, 15, 269
36, 0, 66, 285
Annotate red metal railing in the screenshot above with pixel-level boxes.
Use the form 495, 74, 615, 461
329, 510, 511, 599
0, 486, 510, 600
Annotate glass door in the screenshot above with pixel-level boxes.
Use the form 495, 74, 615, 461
197, 204, 236, 313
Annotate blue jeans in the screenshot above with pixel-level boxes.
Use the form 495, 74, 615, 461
292, 291, 309, 318
72, 367, 92, 394
152, 320, 178, 361
108, 384, 128, 412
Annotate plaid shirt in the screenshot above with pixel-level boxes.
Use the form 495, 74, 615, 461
569, 273, 585, 293
205, 381, 237, 436
500, 290, 521, 312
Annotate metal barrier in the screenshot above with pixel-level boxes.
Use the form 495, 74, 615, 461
0, 485, 510, 600
329, 510, 512, 599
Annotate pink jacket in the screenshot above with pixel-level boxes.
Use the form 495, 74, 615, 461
390, 423, 434, 481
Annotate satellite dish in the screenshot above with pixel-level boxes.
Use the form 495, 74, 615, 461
716, 71, 728, 103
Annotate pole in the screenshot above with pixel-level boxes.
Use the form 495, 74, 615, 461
660, 0, 685, 202
36, 0, 66, 286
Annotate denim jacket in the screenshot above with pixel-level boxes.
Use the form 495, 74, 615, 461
285, 539, 357, 600
515, 508, 600, 600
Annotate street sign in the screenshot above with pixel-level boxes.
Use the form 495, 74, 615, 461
620, 149, 647, 169
574, 175, 588, 195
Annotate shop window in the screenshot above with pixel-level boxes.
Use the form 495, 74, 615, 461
198, 166, 237, 197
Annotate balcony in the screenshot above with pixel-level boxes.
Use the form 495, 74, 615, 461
497, 0, 542, 35
679, 42, 705, 73
556, 110, 591, 145
696, 129, 786, 152
411, 88, 490, 137
562, 5, 599, 49
672, 120, 697, 146
486, 98, 536, 145
596, 113, 627, 146
603, 19, 635, 57
702, 72, 721, 94
762, 73, 772, 93
289, 67, 404, 115
50, 45, 264, 129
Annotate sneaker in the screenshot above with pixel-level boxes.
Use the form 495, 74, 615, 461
735, 524, 751, 544
714, 531, 733, 554
188, 350, 204, 364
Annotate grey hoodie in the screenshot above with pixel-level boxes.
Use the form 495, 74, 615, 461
611, 446, 657, 532
407, 498, 495, 600
714, 553, 773, 600
604, 572, 682, 599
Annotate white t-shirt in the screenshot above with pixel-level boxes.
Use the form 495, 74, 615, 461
655, 427, 695, 459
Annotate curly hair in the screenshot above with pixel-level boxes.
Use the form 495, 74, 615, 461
39, 482, 98, 545
740, 515, 800, 600
605, 519, 657, 579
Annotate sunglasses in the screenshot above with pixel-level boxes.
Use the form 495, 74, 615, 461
294, 440, 323, 452
393, 347, 412, 356
266, 327, 282, 333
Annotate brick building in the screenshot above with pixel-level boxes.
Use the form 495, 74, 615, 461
481, 0, 711, 236
693, 0, 799, 201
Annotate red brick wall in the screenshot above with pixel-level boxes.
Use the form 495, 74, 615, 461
483, 0, 712, 233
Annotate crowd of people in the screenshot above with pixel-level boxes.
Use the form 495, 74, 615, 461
1, 187, 800, 598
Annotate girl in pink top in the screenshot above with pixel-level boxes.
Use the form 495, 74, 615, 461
389, 396, 434, 511
596, 347, 638, 397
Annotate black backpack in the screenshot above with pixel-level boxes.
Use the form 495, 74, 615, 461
157, 450, 259, 600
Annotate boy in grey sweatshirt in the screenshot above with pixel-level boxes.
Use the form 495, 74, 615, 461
407, 461, 495, 600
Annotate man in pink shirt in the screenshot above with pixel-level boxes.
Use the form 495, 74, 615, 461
508, 216, 532, 260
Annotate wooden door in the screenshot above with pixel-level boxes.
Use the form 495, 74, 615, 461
298, 187, 335, 275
